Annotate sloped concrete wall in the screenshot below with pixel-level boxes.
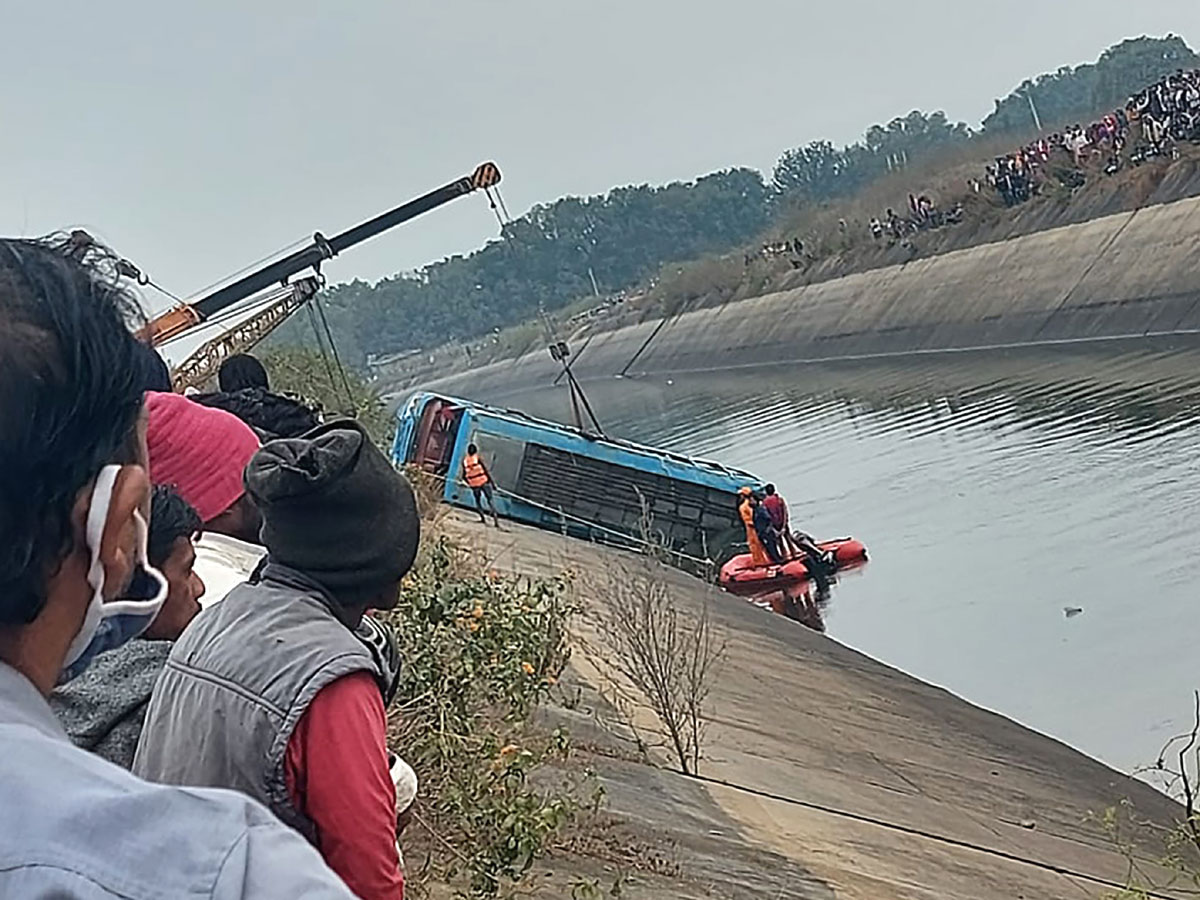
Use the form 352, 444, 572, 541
429, 194, 1200, 394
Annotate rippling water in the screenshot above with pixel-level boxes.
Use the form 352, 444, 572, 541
483, 338, 1200, 773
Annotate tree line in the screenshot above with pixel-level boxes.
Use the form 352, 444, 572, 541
279, 167, 772, 365
281, 35, 1195, 367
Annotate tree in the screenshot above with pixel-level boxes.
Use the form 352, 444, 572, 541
982, 35, 1198, 134
583, 506, 727, 777
771, 110, 972, 202
272, 169, 772, 366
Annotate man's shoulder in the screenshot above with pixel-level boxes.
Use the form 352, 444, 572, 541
193, 534, 266, 608
171, 576, 375, 678
49, 641, 169, 755
0, 721, 350, 898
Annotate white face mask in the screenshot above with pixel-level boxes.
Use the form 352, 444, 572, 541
59, 465, 168, 683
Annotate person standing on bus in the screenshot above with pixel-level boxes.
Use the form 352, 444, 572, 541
463, 443, 499, 527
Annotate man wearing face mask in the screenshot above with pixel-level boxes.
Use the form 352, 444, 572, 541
0, 235, 358, 898
136, 420, 420, 900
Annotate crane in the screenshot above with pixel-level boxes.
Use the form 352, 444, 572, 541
165, 278, 319, 392
142, 161, 503, 353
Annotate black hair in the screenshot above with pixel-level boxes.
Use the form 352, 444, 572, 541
218, 353, 269, 392
148, 485, 201, 569
467, 443, 478, 454
132, 339, 172, 392
764, 484, 776, 495
0, 236, 146, 625
192, 387, 320, 440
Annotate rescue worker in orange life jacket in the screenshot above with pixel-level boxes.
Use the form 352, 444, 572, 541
738, 487, 770, 566
463, 443, 499, 527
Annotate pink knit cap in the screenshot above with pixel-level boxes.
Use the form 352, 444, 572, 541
145, 391, 261, 523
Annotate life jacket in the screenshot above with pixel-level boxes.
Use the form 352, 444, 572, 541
463, 453, 489, 487
739, 498, 755, 527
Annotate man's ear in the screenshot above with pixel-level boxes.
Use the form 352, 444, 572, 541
97, 465, 150, 600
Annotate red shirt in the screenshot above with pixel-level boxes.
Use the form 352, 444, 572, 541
285, 671, 404, 900
761, 494, 788, 530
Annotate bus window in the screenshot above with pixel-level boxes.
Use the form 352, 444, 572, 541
472, 434, 526, 492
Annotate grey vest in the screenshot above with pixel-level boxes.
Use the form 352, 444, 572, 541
133, 564, 380, 841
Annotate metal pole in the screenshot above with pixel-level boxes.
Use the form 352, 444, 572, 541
618, 315, 671, 377
1026, 90, 1043, 132
565, 366, 604, 436
566, 370, 584, 431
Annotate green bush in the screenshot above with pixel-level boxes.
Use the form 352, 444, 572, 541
260, 346, 392, 446
383, 535, 580, 896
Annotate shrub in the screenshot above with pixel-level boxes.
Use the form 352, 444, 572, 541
382, 535, 580, 896
1105, 691, 1200, 898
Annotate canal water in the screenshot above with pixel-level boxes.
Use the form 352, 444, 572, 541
486, 339, 1200, 774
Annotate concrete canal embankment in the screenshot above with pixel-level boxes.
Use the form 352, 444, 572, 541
418, 191, 1200, 398
442, 511, 1190, 900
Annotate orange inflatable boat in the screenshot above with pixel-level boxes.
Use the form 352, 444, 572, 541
718, 538, 867, 594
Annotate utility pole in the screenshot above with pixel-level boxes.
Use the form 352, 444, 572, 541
1026, 89, 1043, 132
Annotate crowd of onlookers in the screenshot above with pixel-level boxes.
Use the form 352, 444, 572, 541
754, 70, 1200, 262
566, 286, 644, 325
747, 236, 806, 266
869, 194, 965, 244
987, 69, 1200, 206
743, 195, 970, 266
1, 236, 419, 898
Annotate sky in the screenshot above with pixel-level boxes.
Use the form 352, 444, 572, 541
1, 1, 1195, 309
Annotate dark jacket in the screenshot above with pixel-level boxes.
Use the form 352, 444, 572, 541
752, 503, 777, 542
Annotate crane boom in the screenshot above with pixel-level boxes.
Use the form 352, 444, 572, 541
145, 161, 501, 345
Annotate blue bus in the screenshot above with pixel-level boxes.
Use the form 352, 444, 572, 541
392, 392, 759, 562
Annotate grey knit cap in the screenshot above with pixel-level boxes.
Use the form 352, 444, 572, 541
244, 419, 420, 605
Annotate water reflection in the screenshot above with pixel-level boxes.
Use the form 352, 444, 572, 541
742, 582, 829, 633
475, 340, 1200, 773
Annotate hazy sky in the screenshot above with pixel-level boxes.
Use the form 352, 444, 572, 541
1, 2, 1195, 307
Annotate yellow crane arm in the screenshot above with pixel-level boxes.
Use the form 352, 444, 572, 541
167, 278, 317, 392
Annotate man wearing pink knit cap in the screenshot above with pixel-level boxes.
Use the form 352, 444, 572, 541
145, 391, 263, 543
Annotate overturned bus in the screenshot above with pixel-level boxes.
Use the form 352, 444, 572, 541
391, 392, 759, 564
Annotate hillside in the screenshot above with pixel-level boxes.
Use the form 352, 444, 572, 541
368, 142, 1200, 393
277, 35, 1197, 368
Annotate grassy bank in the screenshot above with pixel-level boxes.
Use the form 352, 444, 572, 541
379, 525, 585, 897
